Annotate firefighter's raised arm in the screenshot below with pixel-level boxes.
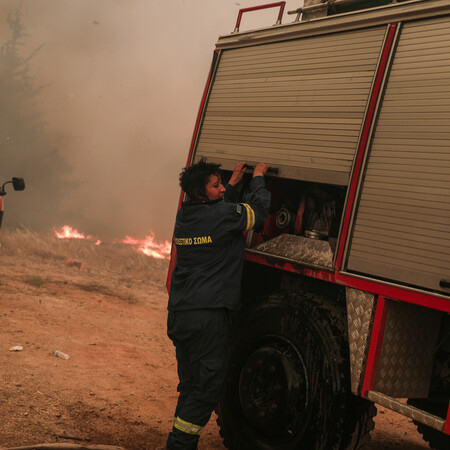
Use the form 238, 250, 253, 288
253, 162, 270, 178
228, 161, 247, 186
238, 162, 271, 231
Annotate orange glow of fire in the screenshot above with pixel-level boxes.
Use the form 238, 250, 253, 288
55, 225, 87, 240
55, 225, 171, 259
54, 225, 103, 245
122, 233, 171, 260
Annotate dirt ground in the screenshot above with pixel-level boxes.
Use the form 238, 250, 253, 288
0, 230, 430, 449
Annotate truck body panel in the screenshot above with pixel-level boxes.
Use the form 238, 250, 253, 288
195, 25, 386, 186
189, 0, 450, 299
346, 16, 450, 293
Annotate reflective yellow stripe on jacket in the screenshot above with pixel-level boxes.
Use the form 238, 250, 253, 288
173, 416, 204, 435
241, 203, 255, 231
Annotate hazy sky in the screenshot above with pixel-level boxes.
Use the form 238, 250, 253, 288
0, 0, 303, 241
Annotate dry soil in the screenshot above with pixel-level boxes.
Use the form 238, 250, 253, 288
0, 230, 430, 449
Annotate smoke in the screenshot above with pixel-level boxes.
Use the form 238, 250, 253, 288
0, 0, 301, 241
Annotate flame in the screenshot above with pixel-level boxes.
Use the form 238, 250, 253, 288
55, 225, 87, 240
54, 225, 102, 245
55, 225, 171, 259
122, 233, 171, 260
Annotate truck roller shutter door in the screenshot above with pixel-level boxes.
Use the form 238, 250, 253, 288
194, 26, 386, 186
347, 16, 450, 294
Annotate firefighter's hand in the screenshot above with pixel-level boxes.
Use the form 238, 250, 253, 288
229, 161, 247, 186
253, 163, 270, 177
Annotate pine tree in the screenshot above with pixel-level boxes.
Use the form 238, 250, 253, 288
0, 6, 73, 229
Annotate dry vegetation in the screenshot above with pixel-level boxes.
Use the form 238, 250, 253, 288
0, 228, 167, 298
0, 229, 430, 449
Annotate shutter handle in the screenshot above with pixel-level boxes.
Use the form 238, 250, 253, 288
244, 164, 279, 175
439, 279, 450, 289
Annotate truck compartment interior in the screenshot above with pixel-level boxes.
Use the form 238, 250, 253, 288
223, 170, 346, 270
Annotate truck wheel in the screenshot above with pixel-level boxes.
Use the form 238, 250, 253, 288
341, 395, 376, 449
217, 290, 375, 450
407, 399, 450, 450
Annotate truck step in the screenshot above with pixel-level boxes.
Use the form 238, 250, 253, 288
366, 390, 445, 432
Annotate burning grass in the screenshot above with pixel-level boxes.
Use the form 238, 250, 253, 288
0, 228, 169, 304
54, 225, 171, 259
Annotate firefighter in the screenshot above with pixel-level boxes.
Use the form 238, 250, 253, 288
165, 159, 271, 450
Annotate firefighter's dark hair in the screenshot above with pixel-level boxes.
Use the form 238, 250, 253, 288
179, 158, 222, 200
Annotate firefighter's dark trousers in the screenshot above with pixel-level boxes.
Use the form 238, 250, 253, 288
166, 308, 229, 450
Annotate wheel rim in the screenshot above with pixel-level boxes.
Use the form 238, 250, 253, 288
238, 336, 308, 440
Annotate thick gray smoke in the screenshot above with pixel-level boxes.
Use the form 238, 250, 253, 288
0, 0, 301, 241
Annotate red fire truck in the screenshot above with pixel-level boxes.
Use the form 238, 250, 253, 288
167, 0, 450, 448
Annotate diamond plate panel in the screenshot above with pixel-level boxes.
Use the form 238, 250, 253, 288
375, 300, 442, 397
367, 391, 445, 431
346, 287, 377, 395
253, 234, 335, 269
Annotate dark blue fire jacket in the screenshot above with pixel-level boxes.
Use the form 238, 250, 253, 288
168, 176, 271, 311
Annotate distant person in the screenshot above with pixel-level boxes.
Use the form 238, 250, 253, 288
164, 158, 271, 450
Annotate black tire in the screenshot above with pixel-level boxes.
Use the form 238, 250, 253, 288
341, 395, 376, 449
217, 290, 376, 450
407, 399, 450, 450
